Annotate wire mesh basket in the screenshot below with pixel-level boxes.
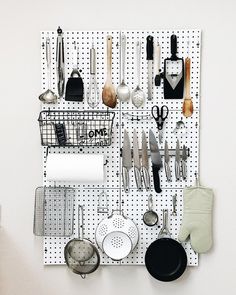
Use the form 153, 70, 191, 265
38, 110, 115, 147
33, 186, 75, 237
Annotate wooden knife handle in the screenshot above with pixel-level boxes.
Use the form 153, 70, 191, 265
152, 164, 162, 193
185, 57, 191, 98
107, 35, 112, 78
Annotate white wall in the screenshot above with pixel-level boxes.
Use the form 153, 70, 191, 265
0, 0, 235, 294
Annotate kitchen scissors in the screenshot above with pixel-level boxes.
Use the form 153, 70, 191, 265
151, 105, 169, 142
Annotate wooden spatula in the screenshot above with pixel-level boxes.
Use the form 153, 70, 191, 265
182, 57, 193, 117
102, 35, 117, 108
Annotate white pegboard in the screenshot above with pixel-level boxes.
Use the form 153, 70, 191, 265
40, 29, 201, 266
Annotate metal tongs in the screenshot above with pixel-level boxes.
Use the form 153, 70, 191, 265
56, 26, 65, 98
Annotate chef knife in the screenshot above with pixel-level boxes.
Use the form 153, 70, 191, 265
141, 130, 150, 191
56, 26, 65, 98
175, 139, 181, 181
164, 140, 171, 182
146, 35, 154, 100
133, 129, 142, 191
122, 130, 132, 193
149, 129, 162, 193
182, 144, 187, 180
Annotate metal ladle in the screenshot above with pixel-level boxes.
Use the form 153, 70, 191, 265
117, 33, 130, 102
39, 37, 58, 104
131, 40, 145, 108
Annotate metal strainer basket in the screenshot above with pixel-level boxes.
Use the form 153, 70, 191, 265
33, 186, 75, 237
64, 205, 100, 277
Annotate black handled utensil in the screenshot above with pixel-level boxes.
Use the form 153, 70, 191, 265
164, 34, 184, 99
54, 123, 67, 146
151, 105, 169, 142
65, 42, 84, 101
154, 42, 161, 86
146, 35, 154, 100
149, 129, 162, 193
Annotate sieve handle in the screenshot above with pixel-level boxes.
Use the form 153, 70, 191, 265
78, 205, 84, 240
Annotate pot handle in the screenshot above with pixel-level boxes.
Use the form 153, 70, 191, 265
158, 209, 171, 238
148, 194, 153, 211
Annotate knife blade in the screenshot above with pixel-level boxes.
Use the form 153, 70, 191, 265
133, 129, 142, 191
122, 130, 132, 193
182, 144, 187, 180
164, 140, 171, 182
149, 129, 162, 193
141, 130, 150, 191
146, 35, 154, 100
175, 139, 181, 181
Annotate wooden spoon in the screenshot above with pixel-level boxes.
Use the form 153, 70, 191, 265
102, 35, 117, 108
182, 57, 193, 117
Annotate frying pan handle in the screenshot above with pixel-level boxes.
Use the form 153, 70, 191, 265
158, 209, 171, 238
171, 34, 177, 59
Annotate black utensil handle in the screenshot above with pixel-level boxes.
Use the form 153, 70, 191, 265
171, 34, 177, 58
146, 35, 154, 60
152, 164, 162, 193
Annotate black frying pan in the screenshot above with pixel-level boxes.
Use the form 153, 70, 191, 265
145, 209, 187, 282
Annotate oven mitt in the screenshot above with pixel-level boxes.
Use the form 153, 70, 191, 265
178, 186, 214, 253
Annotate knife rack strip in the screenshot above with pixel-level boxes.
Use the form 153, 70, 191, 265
40, 29, 201, 266
120, 148, 190, 157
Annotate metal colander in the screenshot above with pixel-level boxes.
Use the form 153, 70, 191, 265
102, 231, 132, 261
95, 210, 139, 254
